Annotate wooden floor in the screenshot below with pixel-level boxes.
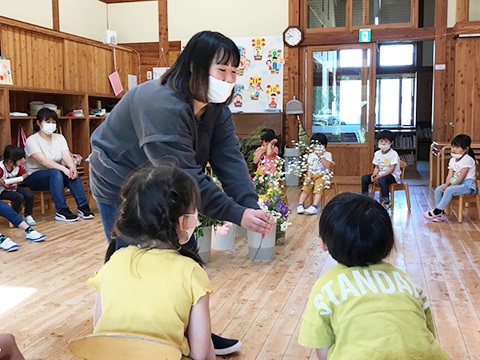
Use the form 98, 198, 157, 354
1, 185, 480, 360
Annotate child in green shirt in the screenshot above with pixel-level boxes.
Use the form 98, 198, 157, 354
298, 192, 452, 360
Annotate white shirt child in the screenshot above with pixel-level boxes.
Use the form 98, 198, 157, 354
308, 151, 333, 174
448, 154, 476, 182
373, 149, 401, 182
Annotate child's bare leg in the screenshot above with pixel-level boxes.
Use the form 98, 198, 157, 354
16, 221, 28, 231
0, 333, 25, 360
312, 193, 322, 207
298, 191, 309, 205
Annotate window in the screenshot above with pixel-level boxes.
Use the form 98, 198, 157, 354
370, 0, 411, 25
307, 0, 346, 28
379, 44, 415, 66
311, 48, 372, 143
376, 76, 415, 126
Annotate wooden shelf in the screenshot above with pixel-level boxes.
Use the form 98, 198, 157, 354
10, 116, 34, 120
89, 116, 106, 120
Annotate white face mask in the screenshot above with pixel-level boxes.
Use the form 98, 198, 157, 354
451, 152, 464, 159
378, 144, 391, 151
184, 213, 199, 240
42, 123, 57, 135
208, 76, 235, 103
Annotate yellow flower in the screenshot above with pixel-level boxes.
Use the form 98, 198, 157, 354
259, 195, 269, 201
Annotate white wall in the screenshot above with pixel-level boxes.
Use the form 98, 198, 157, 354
59, 0, 107, 42
0, 0, 53, 29
168, 0, 289, 40
447, 0, 456, 27
107, 1, 159, 43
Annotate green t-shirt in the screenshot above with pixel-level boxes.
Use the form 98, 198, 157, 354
298, 262, 452, 360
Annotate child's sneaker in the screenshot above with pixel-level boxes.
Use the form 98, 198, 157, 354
0, 236, 19, 252
55, 207, 79, 222
381, 200, 391, 211
25, 228, 46, 242
297, 204, 305, 214
432, 213, 447, 222
24, 215, 36, 226
304, 205, 320, 215
78, 204, 94, 219
422, 210, 436, 219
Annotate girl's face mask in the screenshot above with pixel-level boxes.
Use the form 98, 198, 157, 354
42, 123, 57, 135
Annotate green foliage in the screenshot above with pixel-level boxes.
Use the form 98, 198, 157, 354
239, 124, 266, 175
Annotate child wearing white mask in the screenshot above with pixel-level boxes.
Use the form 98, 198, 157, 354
361, 130, 401, 210
24, 108, 94, 222
423, 134, 477, 222
88, 164, 216, 360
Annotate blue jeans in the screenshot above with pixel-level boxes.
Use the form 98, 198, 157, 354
0, 200, 24, 227
435, 179, 477, 210
96, 200, 197, 252
26, 169, 88, 211
361, 173, 397, 200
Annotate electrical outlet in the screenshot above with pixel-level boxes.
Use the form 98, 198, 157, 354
147, 71, 153, 80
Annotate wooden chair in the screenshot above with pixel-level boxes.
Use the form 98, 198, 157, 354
444, 175, 480, 223
68, 332, 183, 360
370, 160, 411, 210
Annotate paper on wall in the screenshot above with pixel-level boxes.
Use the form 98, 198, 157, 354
153, 67, 169, 80
127, 74, 138, 90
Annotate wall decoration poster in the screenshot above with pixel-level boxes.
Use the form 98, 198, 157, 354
0, 59, 13, 85
182, 36, 284, 113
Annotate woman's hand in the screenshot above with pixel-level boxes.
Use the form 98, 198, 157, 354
0, 179, 5, 186
241, 208, 275, 236
69, 167, 78, 180
441, 185, 449, 193
61, 166, 71, 178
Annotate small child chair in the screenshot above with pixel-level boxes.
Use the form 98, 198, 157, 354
444, 160, 480, 223
370, 160, 411, 210
68, 332, 183, 360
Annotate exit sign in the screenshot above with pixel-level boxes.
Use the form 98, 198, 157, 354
359, 29, 371, 42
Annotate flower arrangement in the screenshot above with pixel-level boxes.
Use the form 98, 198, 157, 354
252, 160, 292, 232
285, 140, 334, 190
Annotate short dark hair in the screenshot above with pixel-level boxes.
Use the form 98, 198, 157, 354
36, 108, 58, 122
260, 128, 277, 142
161, 31, 240, 104
319, 192, 394, 267
377, 130, 395, 143
3, 145, 25, 164
451, 134, 475, 160
311, 133, 328, 147
113, 163, 202, 264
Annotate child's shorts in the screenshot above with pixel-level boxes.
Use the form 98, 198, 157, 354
302, 173, 327, 195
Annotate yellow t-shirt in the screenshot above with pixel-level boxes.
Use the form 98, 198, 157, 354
87, 246, 213, 356
298, 262, 452, 360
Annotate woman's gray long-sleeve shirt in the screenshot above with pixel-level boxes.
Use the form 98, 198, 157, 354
89, 80, 258, 225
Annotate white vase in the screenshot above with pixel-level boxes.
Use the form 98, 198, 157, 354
247, 227, 276, 262
197, 226, 212, 262
211, 226, 236, 250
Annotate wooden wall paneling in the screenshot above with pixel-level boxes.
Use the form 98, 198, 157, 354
57, 117, 72, 149
158, 0, 169, 67
443, 34, 456, 142
362, 0, 369, 25
456, 0, 469, 23
432, 0, 448, 142
454, 39, 467, 135
0, 88, 11, 152
232, 113, 284, 148
52, 0, 59, 31
474, 38, 480, 142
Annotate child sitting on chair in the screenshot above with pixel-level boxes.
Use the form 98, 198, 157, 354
0, 145, 36, 226
423, 134, 477, 222
361, 130, 401, 210
298, 192, 452, 360
253, 128, 279, 175
297, 133, 333, 215
87, 164, 215, 360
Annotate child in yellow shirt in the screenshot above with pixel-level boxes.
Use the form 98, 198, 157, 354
298, 192, 452, 360
88, 164, 215, 360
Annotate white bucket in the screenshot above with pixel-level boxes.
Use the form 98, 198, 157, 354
211, 226, 236, 250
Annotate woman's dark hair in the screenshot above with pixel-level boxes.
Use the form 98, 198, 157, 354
377, 130, 395, 143
319, 192, 394, 267
260, 128, 277, 143
3, 145, 25, 164
111, 164, 203, 264
451, 134, 475, 160
36, 108, 58, 122
311, 133, 328, 147
161, 31, 240, 104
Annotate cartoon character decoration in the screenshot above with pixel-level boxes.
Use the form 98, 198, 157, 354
233, 84, 244, 107
236, 46, 251, 76
0, 60, 13, 85
266, 49, 285, 74
248, 77, 263, 100
251, 37, 266, 60
266, 84, 281, 108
